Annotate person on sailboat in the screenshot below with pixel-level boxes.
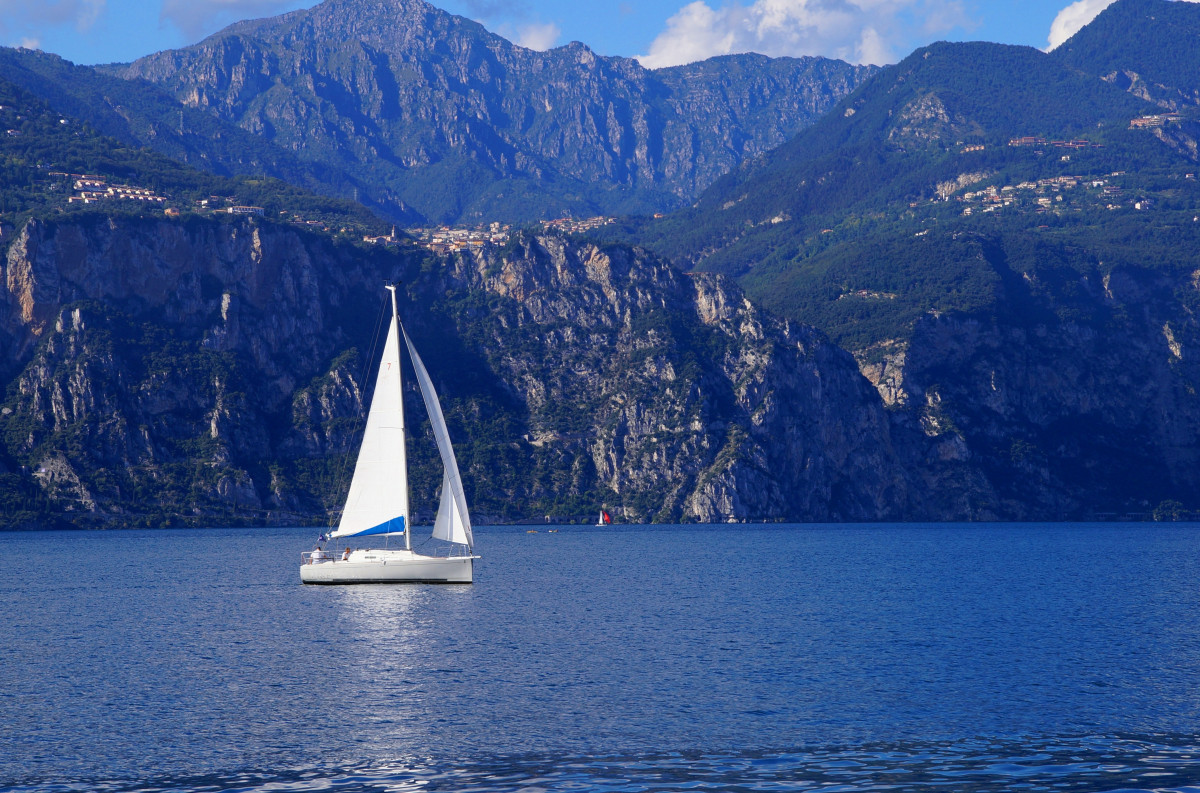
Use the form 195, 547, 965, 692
311, 544, 326, 564
343, 547, 351, 561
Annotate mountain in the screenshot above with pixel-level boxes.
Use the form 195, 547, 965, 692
102, 0, 875, 224
1053, 0, 1200, 110
621, 34, 1200, 338
631, 40, 1177, 273
0, 68, 912, 527
6, 0, 1200, 524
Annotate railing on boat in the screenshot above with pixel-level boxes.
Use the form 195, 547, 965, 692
302, 546, 474, 565
301, 551, 335, 565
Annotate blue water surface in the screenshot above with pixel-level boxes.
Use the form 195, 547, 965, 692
3, 522, 1200, 792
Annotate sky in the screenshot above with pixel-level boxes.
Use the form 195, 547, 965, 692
0, 0, 1195, 68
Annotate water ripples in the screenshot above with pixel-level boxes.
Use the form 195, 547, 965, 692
11, 736, 1200, 793
8, 525, 1200, 792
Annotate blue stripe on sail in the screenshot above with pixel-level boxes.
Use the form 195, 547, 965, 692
343, 515, 406, 537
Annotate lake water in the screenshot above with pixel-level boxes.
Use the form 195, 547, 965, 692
4, 523, 1200, 792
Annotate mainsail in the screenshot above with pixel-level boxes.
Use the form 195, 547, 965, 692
403, 325, 474, 549
332, 313, 409, 538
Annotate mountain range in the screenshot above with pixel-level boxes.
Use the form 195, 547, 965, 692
2, 0, 1200, 525
61, 0, 872, 224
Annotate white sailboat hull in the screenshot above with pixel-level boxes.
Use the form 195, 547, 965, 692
301, 548, 476, 584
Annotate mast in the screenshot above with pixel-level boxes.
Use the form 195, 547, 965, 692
386, 284, 412, 551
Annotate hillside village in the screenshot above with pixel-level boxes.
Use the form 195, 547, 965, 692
947, 170, 1196, 217
402, 216, 615, 254
9, 161, 619, 250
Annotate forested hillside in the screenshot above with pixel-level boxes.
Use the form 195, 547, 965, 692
1053, 0, 1200, 109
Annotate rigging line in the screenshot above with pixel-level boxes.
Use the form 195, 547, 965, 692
325, 290, 391, 531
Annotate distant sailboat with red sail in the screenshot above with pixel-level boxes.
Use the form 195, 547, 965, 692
595, 509, 612, 527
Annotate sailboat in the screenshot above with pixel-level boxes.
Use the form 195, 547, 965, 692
595, 509, 612, 527
301, 285, 478, 584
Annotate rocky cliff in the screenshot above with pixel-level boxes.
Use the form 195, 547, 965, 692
0, 214, 381, 526
437, 235, 905, 522
9, 211, 1191, 528
855, 237, 1200, 520
0, 214, 905, 527
107, 0, 875, 223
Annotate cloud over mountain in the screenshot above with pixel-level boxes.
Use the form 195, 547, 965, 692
1048, 0, 1200, 50
636, 0, 974, 68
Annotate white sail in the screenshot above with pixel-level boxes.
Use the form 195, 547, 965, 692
331, 316, 409, 538
402, 324, 474, 549
433, 471, 471, 545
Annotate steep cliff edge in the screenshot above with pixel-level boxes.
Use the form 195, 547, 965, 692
0, 214, 904, 526
0, 214, 385, 525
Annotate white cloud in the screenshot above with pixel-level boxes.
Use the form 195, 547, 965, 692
1047, 0, 1200, 51
0, 0, 105, 38
1045, 0, 1113, 50
515, 21, 560, 50
159, 0, 299, 40
856, 27, 895, 66
636, 0, 972, 68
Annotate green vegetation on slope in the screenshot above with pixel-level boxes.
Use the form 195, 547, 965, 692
0, 76, 387, 235
1054, 0, 1200, 105
602, 37, 1200, 352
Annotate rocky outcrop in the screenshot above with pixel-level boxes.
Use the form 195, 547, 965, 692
441, 236, 905, 522
0, 215, 382, 524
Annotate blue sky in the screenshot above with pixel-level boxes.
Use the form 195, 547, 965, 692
0, 0, 1184, 68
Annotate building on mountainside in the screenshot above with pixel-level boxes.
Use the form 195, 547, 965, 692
1130, 114, 1182, 129
227, 206, 264, 216
408, 222, 511, 254
541, 216, 615, 234
363, 225, 403, 245
65, 176, 169, 206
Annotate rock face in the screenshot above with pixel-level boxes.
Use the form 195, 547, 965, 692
874, 258, 1200, 521
442, 236, 905, 522
8, 212, 1191, 527
0, 215, 384, 525
107, 0, 875, 223
0, 214, 905, 526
